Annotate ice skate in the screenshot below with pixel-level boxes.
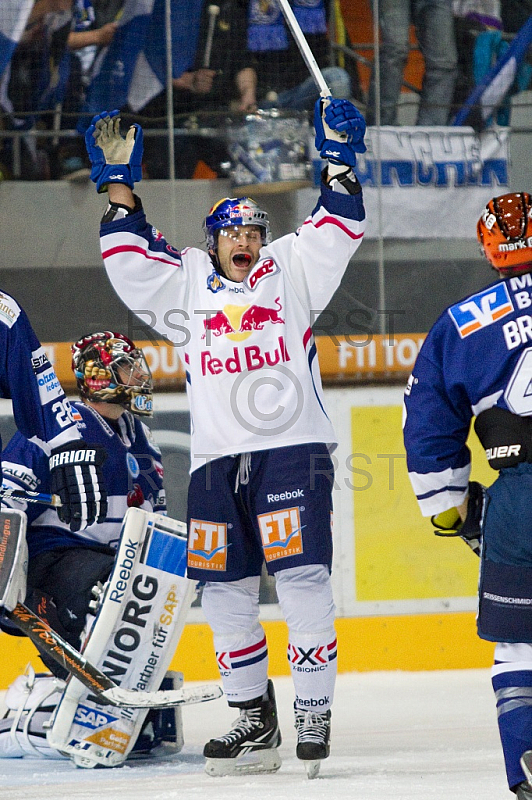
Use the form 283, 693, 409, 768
294, 707, 331, 779
519, 751, 532, 798
203, 679, 281, 776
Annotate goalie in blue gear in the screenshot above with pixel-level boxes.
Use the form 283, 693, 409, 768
0, 290, 107, 542
0, 331, 184, 764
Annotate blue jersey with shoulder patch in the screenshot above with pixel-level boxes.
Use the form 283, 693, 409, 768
1, 401, 166, 556
403, 273, 532, 516
0, 291, 81, 470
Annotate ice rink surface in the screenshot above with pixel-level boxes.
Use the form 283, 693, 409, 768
0, 668, 511, 800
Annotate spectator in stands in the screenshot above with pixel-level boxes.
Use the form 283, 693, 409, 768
367, 0, 458, 126
139, 0, 353, 178
56, 0, 121, 180
451, 0, 532, 128
450, 2, 504, 127
137, 0, 252, 178
239, 0, 351, 112
0, 0, 73, 180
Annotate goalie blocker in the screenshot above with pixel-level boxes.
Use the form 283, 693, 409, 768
48, 508, 196, 768
0, 509, 28, 612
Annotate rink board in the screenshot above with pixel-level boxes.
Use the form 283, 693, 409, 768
0, 386, 496, 687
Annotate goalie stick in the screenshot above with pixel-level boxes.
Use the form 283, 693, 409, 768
6, 602, 222, 709
0, 488, 61, 507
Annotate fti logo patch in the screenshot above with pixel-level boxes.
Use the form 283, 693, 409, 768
448, 283, 514, 338
188, 519, 229, 571
257, 507, 305, 562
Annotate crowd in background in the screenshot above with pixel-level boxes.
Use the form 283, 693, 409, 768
0, 0, 531, 182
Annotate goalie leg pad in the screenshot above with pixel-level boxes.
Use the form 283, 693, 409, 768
0, 509, 28, 612
129, 672, 184, 758
0, 665, 65, 759
48, 508, 194, 768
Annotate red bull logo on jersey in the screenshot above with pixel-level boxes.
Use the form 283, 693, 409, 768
201, 336, 290, 376
257, 506, 305, 563
448, 283, 514, 338
202, 297, 284, 342
188, 519, 229, 571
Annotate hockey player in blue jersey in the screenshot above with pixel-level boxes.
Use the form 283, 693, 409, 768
403, 192, 532, 800
0, 291, 107, 538
1, 330, 164, 674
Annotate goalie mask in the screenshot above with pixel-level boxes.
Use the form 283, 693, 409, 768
203, 197, 271, 271
477, 192, 532, 277
72, 331, 153, 416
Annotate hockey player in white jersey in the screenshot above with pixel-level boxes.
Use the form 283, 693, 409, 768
85, 95, 367, 777
403, 192, 532, 800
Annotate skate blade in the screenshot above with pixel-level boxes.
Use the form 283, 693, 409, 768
304, 759, 321, 779
521, 751, 532, 782
205, 748, 282, 777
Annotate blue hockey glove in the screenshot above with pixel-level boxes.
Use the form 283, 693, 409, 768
85, 110, 143, 193
314, 97, 366, 168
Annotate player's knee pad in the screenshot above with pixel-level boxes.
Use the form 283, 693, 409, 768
275, 564, 335, 633
201, 576, 261, 643
0, 666, 65, 759
47, 508, 194, 768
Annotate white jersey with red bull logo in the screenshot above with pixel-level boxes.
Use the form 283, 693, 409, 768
101, 181, 365, 472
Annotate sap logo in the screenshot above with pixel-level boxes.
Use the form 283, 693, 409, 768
74, 704, 117, 730
448, 283, 514, 338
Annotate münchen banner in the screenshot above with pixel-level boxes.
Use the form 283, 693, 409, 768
306, 125, 509, 239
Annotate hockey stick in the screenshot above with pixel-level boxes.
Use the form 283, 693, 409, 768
0, 488, 61, 507
277, 0, 331, 97
203, 4, 220, 68
6, 602, 222, 709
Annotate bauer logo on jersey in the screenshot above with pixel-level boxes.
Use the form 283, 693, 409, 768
257, 506, 305, 562
448, 283, 514, 338
188, 519, 229, 571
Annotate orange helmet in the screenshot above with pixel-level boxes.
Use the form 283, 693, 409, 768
477, 192, 532, 277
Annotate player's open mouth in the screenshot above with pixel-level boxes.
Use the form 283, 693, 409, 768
232, 253, 252, 268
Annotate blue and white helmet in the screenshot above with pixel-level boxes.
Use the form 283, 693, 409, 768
203, 197, 272, 252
